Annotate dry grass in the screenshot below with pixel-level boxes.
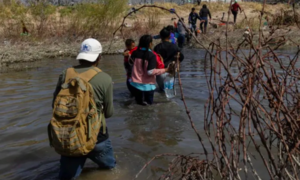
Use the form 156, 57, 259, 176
0, 0, 128, 42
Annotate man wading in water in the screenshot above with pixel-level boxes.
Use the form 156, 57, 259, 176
49, 38, 115, 180
154, 28, 184, 92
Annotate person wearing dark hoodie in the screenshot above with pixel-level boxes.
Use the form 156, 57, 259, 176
188, 8, 201, 37
199, 4, 211, 34
154, 28, 184, 92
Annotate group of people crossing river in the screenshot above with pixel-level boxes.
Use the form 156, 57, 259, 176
48, 33, 184, 179
124, 28, 184, 105
47, 1, 243, 180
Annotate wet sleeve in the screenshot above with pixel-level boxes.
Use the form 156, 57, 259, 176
103, 80, 114, 118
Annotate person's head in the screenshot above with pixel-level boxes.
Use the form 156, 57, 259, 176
160, 27, 171, 41
138, 35, 153, 50
235, 0, 238, 3
179, 17, 184, 23
166, 25, 174, 33
202, 4, 207, 9
191, 8, 195, 13
77, 38, 102, 67
125, 39, 135, 50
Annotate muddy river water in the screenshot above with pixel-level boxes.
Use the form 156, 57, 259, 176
0, 48, 296, 180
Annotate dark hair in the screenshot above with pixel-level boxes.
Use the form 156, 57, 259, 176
166, 25, 174, 33
138, 35, 152, 49
192, 8, 195, 11
160, 28, 171, 40
138, 35, 153, 68
79, 54, 101, 66
203, 4, 207, 9
125, 39, 134, 47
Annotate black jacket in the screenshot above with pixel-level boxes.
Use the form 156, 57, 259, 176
189, 12, 201, 25
199, 8, 211, 19
154, 41, 184, 67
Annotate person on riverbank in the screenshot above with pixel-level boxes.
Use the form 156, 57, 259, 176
189, 8, 201, 37
130, 35, 169, 105
231, 0, 242, 24
124, 39, 137, 96
177, 18, 187, 48
197, 0, 201, 5
51, 38, 115, 180
199, 4, 211, 34
154, 28, 184, 92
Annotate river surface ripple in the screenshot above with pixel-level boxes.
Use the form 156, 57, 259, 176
1, 48, 296, 180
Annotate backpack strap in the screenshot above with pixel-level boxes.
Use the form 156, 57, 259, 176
78, 67, 102, 82
48, 123, 53, 147
64, 68, 78, 83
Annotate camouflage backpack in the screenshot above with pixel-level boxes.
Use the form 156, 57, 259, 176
48, 67, 105, 156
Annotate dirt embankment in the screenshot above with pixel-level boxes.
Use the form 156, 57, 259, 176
1, 2, 299, 72
0, 40, 124, 70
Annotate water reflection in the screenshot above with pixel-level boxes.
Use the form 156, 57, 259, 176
0, 48, 294, 179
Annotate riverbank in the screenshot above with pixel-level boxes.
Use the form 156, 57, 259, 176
1, 2, 299, 72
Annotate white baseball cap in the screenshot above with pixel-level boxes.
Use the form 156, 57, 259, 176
76, 38, 102, 62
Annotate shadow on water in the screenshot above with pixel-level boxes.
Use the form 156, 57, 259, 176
1, 48, 294, 179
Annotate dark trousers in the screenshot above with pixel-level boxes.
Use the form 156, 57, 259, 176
232, 10, 238, 23
126, 79, 135, 96
156, 74, 164, 92
200, 17, 208, 34
191, 24, 198, 37
178, 34, 185, 48
132, 86, 155, 105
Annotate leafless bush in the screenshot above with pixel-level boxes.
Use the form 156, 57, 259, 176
114, 2, 300, 179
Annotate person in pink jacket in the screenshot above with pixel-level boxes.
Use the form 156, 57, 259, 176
130, 35, 169, 105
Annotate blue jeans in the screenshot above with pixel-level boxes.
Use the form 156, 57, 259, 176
59, 139, 116, 180
190, 24, 197, 36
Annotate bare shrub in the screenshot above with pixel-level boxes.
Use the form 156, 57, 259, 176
115, 4, 300, 180
0, 0, 127, 42
270, 9, 300, 26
